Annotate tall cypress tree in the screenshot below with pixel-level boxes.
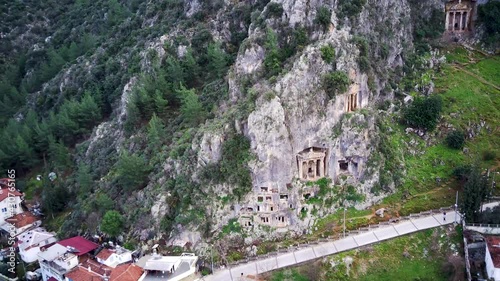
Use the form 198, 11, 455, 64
462, 167, 490, 222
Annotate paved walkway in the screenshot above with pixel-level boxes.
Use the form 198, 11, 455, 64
201, 210, 460, 281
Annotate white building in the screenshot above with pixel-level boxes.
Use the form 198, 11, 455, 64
1, 211, 41, 236
18, 227, 57, 263
485, 236, 500, 281
137, 253, 198, 281
38, 244, 79, 281
38, 236, 98, 281
0, 179, 24, 225
96, 246, 133, 268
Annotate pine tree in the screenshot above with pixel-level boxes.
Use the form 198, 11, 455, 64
14, 135, 37, 171
115, 151, 150, 192
153, 90, 169, 118
75, 92, 101, 131
178, 85, 205, 125
77, 163, 93, 195
48, 135, 72, 170
264, 28, 282, 76
24, 111, 50, 155
164, 56, 185, 90
134, 83, 155, 120
68, 42, 80, 60
124, 99, 140, 134
207, 43, 228, 80
95, 193, 114, 213
147, 113, 165, 151
181, 48, 200, 87
43, 183, 70, 215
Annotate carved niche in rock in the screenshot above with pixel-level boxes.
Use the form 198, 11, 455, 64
297, 147, 328, 181
445, 0, 474, 32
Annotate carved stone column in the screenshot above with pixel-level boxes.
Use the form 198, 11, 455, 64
452, 12, 456, 31
464, 11, 470, 30
298, 160, 303, 179
445, 12, 449, 31
458, 12, 462, 31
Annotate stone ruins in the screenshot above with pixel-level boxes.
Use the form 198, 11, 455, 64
237, 182, 294, 229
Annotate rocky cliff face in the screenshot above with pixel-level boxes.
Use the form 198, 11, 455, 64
147, 0, 419, 246
60, 0, 442, 249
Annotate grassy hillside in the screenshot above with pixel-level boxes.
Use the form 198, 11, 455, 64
265, 225, 463, 281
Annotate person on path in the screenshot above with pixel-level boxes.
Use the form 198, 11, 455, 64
443, 211, 446, 222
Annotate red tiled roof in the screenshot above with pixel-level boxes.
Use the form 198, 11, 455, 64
110, 263, 144, 281
0, 185, 22, 202
6, 212, 38, 228
486, 236, 500, 268
47, 277, 58, 281
58, 236, 98, 256
65, 266, 104, 281
80, 259, 113, 276
96, 248, 114, 260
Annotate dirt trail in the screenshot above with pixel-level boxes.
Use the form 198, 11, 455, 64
451, 64, 500, 92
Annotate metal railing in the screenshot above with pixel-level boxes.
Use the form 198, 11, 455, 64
465, 223, 500, 228
224, 205, 457, 266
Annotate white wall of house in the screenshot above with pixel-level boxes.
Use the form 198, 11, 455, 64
0, 196, 23, 224
20, 236, 58, 263
40, 261, 64, 281
39, 254, 78, 281
97, 251, 132, 268
485, 246, 500, 280
54, 255, 78, 272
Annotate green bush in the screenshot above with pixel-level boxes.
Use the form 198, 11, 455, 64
452, 165, 472, 181
322, 71, 350, 99
222, 218, 242, 234
402, 95, 443, 131
315, 7, 331, 29
337, 0, 367, 23
266, 2, 284, 18
264, 28, 282, 76
100, 210, 124, 237
445, 130, 465, 149
482, 150, 497, 161
477, 1, 500, 47
320, 45, 335, 63
358, 56, 370, 72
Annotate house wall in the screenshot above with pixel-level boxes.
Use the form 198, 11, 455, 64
40, 262, 64, 281
0, 196, 23, 224
20, 237, 58, 263
98, 252, 133, 267
54, 256, 78, 271
485, 246, 500, 280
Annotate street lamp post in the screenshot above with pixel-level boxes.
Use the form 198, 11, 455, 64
210, 245, 214, 274
343, 204, 347, 238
